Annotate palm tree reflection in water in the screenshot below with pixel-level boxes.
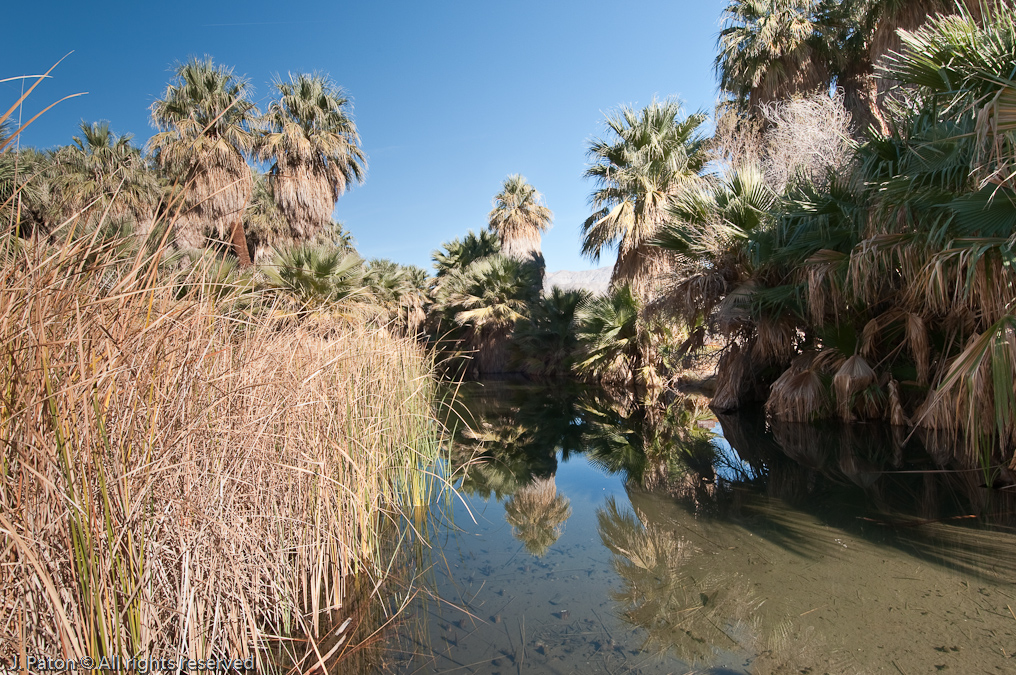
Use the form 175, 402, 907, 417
597, 498, 774, 666
504, 476, 572, 557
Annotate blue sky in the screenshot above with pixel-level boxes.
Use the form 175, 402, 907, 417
3, 0, 726, 272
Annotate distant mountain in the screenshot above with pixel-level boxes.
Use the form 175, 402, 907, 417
543, 266, 611, 295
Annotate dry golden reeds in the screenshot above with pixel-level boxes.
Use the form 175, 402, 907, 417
0, 225, 439, 664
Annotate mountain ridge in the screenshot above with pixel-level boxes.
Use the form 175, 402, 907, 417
543, 266, 611, 295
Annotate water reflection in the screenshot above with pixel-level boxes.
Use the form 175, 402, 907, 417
393, 382, 1016, 674
597, 497, 752, 664
504, 476, 572, 557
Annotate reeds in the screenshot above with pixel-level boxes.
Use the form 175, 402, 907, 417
0, 225, 440, 664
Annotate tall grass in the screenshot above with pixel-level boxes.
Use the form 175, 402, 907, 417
0, 225, 441, 665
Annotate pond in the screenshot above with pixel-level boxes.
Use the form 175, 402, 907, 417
384, 381, 1016, 674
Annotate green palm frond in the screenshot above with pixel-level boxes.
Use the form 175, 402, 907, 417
431, 229, 501, 278
262, 244, 365, 309
512, 288, 588, 378
436, 255, 539, 330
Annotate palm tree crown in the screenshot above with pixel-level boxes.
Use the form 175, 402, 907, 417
431, 229, 501, 279
149, 56, 258, 265
56, 121, 161, 231
716, 0, 831, 111
259, 72, 366, 240
488, 174, 553, 262
582, 98, 708, 294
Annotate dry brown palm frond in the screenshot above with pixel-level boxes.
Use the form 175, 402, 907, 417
805, 248, 848, 326
914, 315, 1016, 467
973, 84, 1016, 190
860, 318, 881, 359
711, 343, 749, 412
272, 159, 335, 240
832, 354, 878, 421
913, 427, 958, 467
648, 264, 730, 328
714, 280, 756, 335
847, 233, 914, 304
807, 265, 828, 327
175, 157, 253, 251
766, 365, 828, 423
750, 313, 799, 366
888, 378, 910, 427
612, 243, 675, 299
917, 248, 1015, 325
906, 312, 931, 386
812, 347, 846, 374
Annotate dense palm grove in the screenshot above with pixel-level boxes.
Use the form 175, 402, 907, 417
4, 2, 1016, 471
436, 1, 1016, 471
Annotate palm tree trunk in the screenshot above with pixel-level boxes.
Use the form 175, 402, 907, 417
230, 217, 252, 267
841, 63, 888, 137
630, 348, 643, 394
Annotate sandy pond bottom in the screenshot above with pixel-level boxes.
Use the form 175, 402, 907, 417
384, 391, 1016, 674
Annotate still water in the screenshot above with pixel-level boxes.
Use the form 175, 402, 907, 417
387, 382, 1016, 674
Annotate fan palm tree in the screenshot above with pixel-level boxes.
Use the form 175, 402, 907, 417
512, 287, 588, 378
582, 99, 708, 296
574, 284, 662, 390
431, 229, 501, 279
55, 121, 162, 233
821, 0, 1000, 134
716, 0, 832, 113
1, 148, 48, 236
433, 255, 539, 375
261, 244, 365, 311
149, 56, 258, 265
862, 0, 983, 69
651, 163, 777, 337
258, 72, 366, 241
682, 4, 1016, 460
488, 174, 553, 268
364, 258, 429, 334
870, 3, 1016, 461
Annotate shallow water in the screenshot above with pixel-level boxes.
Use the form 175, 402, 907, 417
387, 382, 1016, 674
